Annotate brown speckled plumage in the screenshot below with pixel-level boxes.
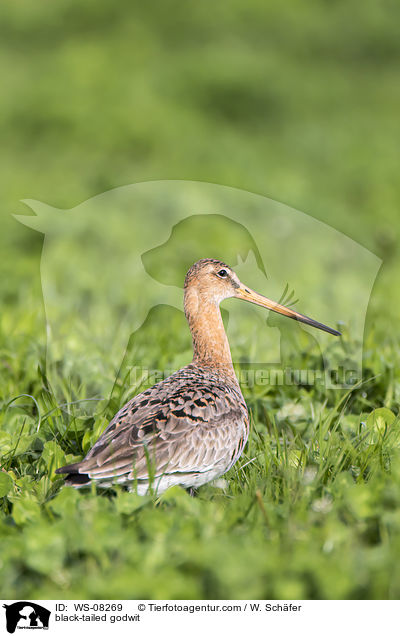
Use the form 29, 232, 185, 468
56, 258, 340, 493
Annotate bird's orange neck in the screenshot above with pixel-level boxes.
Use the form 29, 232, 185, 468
184, 287, 237, 383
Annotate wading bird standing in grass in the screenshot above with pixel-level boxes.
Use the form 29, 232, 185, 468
56, 259, 340, 493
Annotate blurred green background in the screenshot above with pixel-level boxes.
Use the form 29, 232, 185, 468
1, 0, 399, 300
0, 0, 400, 600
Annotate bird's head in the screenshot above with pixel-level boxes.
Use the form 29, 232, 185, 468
184, 258, 341, 336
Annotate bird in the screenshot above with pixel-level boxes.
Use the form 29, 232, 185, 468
56, 258, 340, 494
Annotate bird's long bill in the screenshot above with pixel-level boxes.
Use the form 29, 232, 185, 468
236, 285, 341, 337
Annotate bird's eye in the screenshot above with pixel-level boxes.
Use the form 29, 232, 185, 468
217, 269, 228, 278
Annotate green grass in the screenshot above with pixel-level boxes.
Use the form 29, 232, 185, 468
1, 298, 399, 599
1, 0, 400, 600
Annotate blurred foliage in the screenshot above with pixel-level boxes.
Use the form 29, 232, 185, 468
0, 0, 400, 600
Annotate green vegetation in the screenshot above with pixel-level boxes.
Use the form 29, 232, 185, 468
1, 0, 399, 599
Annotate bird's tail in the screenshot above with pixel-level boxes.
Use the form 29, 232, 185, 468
55, 462, 91, 486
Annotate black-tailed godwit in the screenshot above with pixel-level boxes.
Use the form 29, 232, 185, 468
56, 259, 340, 493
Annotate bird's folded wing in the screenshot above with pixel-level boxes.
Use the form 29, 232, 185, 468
59, 369, 248, 482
